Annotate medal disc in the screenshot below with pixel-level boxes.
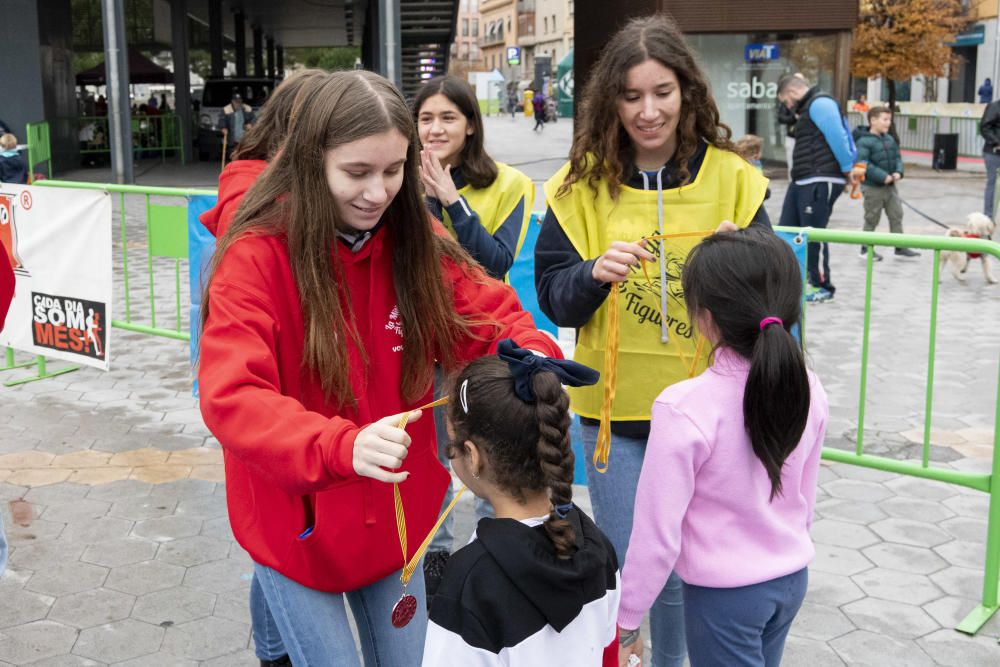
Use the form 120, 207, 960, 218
391, 593, 417, 628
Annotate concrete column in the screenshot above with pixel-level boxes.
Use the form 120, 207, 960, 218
234, 11, 246, 77
171, 0, 192, 163
266, 36, 275, 80
378, 0, 401, 87
276, 45, 283, 79
100, 0, 134, 184
253, 25, 264, 77
209, 0, 223, 77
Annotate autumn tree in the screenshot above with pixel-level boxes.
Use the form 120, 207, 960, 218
852, 0, 967, 118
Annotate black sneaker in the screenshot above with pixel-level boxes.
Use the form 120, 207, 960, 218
423, 550, 451, 606
895, 247, 920, 257
859, 246, 883, 262
260, 656, 292, 667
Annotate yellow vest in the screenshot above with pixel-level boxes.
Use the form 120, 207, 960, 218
544, 146, 768, 421
440, 162, 535, 275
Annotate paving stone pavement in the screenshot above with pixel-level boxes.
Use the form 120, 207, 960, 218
0, 116, 999, 665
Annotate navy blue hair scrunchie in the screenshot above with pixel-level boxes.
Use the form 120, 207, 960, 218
496, 339, 600, 403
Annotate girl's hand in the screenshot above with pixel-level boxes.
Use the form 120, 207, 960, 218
592, 241, 655, 284
352, 410, 423, 483
618, 629, 643, 666
420, 149, 461, 206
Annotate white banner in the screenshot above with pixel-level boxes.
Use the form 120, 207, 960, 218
0, 184, 112, 370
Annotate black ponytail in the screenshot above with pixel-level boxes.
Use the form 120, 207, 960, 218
447, 357, 578, 558
682, 228, 810, 500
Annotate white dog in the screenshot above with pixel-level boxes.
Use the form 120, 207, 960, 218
940, 213, 996, 284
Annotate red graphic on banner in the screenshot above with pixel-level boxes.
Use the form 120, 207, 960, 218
0, 193, 28, 275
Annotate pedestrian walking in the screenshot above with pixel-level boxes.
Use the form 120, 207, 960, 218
0, 134, 28, 184
617, 228, 828, 667
980, 78, 994, 104
855, 106, 920, 259
534, 14, 770, 667
777, 73, 861, 301
422, 341, 620, 666
198, 70, 561, 666
411, 74, 536, 601
533, 93, 546, 131
980, 97, 1000, 217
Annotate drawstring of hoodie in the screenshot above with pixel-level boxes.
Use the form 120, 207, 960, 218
639, 169, 670, 344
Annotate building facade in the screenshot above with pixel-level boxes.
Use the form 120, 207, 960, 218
451, 0, 483, 72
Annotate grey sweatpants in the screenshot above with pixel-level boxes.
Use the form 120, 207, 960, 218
862, 183, 904, 234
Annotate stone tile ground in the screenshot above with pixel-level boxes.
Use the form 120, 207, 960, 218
0, 116, 998, 664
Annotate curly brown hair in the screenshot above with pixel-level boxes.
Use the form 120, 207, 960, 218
558, 14, 736, 200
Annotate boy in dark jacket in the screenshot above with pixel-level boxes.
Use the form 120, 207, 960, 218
856, 107, 919, 260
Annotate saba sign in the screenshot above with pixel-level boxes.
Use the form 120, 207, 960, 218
744, 43, 780, 62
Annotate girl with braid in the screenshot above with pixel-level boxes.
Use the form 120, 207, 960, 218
423, 340, 620, 666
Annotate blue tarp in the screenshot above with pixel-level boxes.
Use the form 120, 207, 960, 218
187, 195, 218, 396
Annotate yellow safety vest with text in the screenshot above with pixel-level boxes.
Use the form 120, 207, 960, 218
544, 146, 768, 421
440, 162, 535, 270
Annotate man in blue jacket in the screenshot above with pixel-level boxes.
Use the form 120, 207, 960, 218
777, 74, 860, 302
855, 106, 919, 260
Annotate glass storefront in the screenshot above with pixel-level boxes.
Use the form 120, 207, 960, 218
686, 33, 839, 163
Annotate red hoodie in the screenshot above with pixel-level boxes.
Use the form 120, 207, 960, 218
0, 251, 13, 328
199, 224, 561, 592
199, 159, 268, 238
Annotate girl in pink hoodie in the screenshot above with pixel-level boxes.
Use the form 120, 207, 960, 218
617, 229, 828, 667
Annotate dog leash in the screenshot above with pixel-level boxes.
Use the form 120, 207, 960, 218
897, 197, 953, 230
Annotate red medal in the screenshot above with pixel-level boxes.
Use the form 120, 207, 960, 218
391, 592, 417, 628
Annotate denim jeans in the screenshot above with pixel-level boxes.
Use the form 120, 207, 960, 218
254, 562, 427, 666
428, 366, 493, 553
0, 513, 7, 576
683, 568, 808, 667
779, 181, 842, 294
580, 423, 686, 667
984, 151, 1000, 217
250, 574, 286, 660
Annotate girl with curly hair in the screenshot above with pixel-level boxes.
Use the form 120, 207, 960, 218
534, 14, 771, 666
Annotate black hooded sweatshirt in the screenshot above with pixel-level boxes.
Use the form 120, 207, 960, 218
423, 507, 620, 666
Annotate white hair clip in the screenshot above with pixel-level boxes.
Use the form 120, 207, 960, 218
460, 379, 470, 414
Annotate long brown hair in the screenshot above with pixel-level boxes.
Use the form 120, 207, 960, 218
411, 75, 498, 189
559, 14, 736, 200
231, 69, 326, 161
447, 357, 578, 559
203, 70, 479, 406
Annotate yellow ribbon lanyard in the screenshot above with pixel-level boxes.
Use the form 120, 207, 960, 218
393, 396, 467, 587
593, 231, 712, 474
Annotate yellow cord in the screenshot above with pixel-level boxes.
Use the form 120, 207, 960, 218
393, 395, 464, 586
593, 230, 713, 474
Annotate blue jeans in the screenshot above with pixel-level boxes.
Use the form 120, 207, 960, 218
984, 151, 1000, 217
254, 562, 427, 666
250, 574, 286, 660
683, 568, 808, 667
580, 423, 686, 667
428, 367, 493, 553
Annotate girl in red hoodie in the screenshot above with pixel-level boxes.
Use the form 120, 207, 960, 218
198, 70, 560, 666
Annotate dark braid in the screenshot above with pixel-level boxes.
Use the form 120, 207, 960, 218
532, 372, 577, 560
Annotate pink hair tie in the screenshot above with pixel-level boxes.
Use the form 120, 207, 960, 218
759, 316, 783, 331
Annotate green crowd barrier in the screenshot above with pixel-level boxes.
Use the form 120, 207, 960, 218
25, 121, 52, 180
76, 113, 185, 163
33, 180, 215, 342
775, 225, 1000, 638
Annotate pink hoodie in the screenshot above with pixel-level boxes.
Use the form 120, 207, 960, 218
617, 347, 828, 631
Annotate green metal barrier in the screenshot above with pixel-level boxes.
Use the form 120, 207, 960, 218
25, 121, 52, 180
77, 114, 184, 162
775, 225, 1000, 638
34, 180, 215, 342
